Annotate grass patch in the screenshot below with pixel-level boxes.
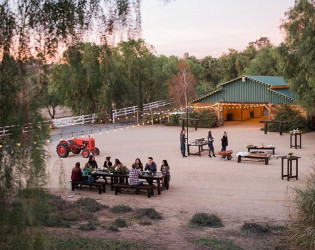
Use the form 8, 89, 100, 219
189, 213, 223, 228
113, 217, 127, 228
106, 224, 119, 232
136, 208, 162, 220
49, 236, 145, 249
76, 197, 104, 212
78, 222, 96, 231
110, 205, 133, 214
194, 238, 243, 250
139, 220, 152, 225
241, 223, 287, 235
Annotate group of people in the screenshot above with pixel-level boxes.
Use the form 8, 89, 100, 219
180, 129, 228, 158
71, 155, 171, 186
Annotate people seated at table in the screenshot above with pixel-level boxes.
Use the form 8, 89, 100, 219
145, 157, 157, 185
114, 158, 123, 170
160, 160, 171, 184
88, 155, 98, 170
134, 158, 144, 171
71, 162, 83, 182
129, 163, 143, 186
82, 163, 93, 183
103, 156, 112, 169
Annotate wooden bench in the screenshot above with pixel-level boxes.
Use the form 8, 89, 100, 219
70, 181, 106, 194
237, 154, 270, 165
113, 183, 154, 198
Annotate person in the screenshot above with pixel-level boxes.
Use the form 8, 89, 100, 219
103, 156, 112, 169
144, 157, 157, 185
207, 131, 216, 157
113, 158, 123, 169
88, 155, 98, 170
71, 162, 83, 182
160, 159, 171, 185
82, 163, 93, 183
135, 158, 143, 171
129, 163, 143, 186
180, 129, 187, 157
221, 131, 228, 158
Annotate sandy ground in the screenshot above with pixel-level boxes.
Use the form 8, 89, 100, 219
45, 119, 315, 248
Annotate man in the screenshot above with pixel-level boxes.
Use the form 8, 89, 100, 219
180, 129, 187, 157
144, 157, 157, 185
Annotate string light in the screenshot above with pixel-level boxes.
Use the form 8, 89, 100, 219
120, 126, 122, 131
46, 139, 50, 143
99, 129, 102, 135
17, 142, 21, 146
90, 130, 93, 137
34, 141, 37, 144
0, 144, 3, 148
114, 127, 117, 132
106, 128, 109, 133
81, 131, 84, 138
60, 135, 63, 141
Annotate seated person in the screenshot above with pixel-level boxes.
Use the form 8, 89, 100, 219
82, 163, 93, 183
103, 156, 112, 169
71, 162, 83, 182
160, 159, 171, 184
129, 163, 143, 186
88, 155, 98, 170
135, 158, 144, 171
144, 157, 157, 185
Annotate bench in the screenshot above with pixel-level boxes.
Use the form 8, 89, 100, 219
113, 183, 154, 198
70, 181, 106, 194
237, 154, 270, 165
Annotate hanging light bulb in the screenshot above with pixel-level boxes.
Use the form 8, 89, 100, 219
46, 139, 50, 143
81, 131, 84, 138
99, 129, 102, 135
106, 128, 109, 133
34, 141, 37, 145
17, 142, 21, 146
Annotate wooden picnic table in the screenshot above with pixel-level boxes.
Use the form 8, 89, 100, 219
94, 171, 169, 195
247, 146, 276, 155
187, 142, 208, 156
237, 153, 271, 165
278, 155, 300, 181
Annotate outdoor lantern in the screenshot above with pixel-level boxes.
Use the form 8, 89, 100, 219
242, 76, 246, 82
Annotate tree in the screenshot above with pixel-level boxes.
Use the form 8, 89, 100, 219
278, 0, 315, 114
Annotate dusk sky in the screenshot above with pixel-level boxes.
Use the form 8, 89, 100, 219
141, 0, 295, 58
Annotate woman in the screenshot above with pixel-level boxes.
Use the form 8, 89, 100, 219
88, 155, 98, 169
71, 162, 83, 182
207, 131, 216, 158
160, 160, 171, 185
135, 158, 143, 171
221, 131, 228, 158
82, 163, 93, 183
103, 156, 112, 169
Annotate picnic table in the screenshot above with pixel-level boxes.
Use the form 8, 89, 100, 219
94, 171, 169, 195
237, 152, 271, 165
247, 146, 276, 155
187, 142, 208, 156
278, 155, 300, 181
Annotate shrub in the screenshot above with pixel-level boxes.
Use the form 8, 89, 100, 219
187, 110, 218, 128
113, 218, 127, 228
288, 168, 315, 249
267, 105, 309, 132
136, 208, 162, 220
106, 225, 119, 232
242, 223, 287, 235
139, 220, 152, 225
43, 214, 70, 228
165, 114, 181, 126
189, 213, 223, 228
79, 222, 96, 231
76, 197, 103, 212
110, 205, 133, 214
194, 238, 243, 250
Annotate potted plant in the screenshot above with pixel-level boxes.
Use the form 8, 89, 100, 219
287, 152, 293, 158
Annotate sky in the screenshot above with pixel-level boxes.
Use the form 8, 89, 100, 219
141, 0, 295, 58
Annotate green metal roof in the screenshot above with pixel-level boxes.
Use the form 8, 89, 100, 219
191, 75, 295, 104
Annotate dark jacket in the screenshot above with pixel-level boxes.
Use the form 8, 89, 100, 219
221, 136, 228, 147
103, 161, 112, 169
180, 133, 186, 144
88, 160, 98, 169
145, 162, 157, 172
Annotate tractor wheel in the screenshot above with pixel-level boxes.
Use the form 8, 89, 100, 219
93, 147, 100, 156
82, 149, 90, 158
56, 143, 70, 158
72, 148, 81, 154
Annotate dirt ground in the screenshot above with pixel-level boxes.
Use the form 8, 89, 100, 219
46, 118, 315, 249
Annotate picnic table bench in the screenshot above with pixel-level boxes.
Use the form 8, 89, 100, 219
113, 183, 154, 198
237, 152, 271, 165
247, 146, 276, 154
70, 181, 106, 194
187, 142, 207, 156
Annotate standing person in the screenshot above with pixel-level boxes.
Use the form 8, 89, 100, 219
221, 131, 228, 158
208, 131, 216, 157
129, 163, 143, 186
135, 158, 144, 171
144, 157, 157, 185
103, 156, 112, 169
71, 162, 83, 182
88, 155, 98, 170
180, 129, 187, 157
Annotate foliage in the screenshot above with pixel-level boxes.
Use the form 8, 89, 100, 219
279, 0, 315, 114
165, 114, 181, 126
189, 213, 223, 228
241, 223, 287, 235
288, 168, 315, 249
110, 205, 133, 213
113, 217, 128, 228
136, 208, 162, 220
194, 238, 243, 250
79, 222, 96, 231
186, 110, 218, 128
76, 197, 104, 212
266, 105, 309, 132
138, 220, 152, 225
104, 224, 119, 232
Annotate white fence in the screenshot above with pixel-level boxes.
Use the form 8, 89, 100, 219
112, 100, 172, 123
52, 114, 96, 128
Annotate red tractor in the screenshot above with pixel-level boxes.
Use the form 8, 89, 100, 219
56, 138, 100, 158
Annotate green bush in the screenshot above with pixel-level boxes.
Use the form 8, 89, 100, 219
288, 168, 315, 249
110, 205, 133, 214
241, 222, 286, 235
194, 238, 243, 250
113, 217, 127, 228
136, 208, 162, 220
106, 224, 119, 232
267, 105, 309, 132
76, 197, 103, 212
79, 222, 96, 231
189, 213, 223, 228
187, 110, 218, 128
165, 114, 181, 126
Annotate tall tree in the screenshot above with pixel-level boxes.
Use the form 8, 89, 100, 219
278, 0, 315, 114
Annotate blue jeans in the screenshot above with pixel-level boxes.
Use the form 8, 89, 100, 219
180, 143, 186, 156
135, 181, 143, 186
221, 146, 227, 158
